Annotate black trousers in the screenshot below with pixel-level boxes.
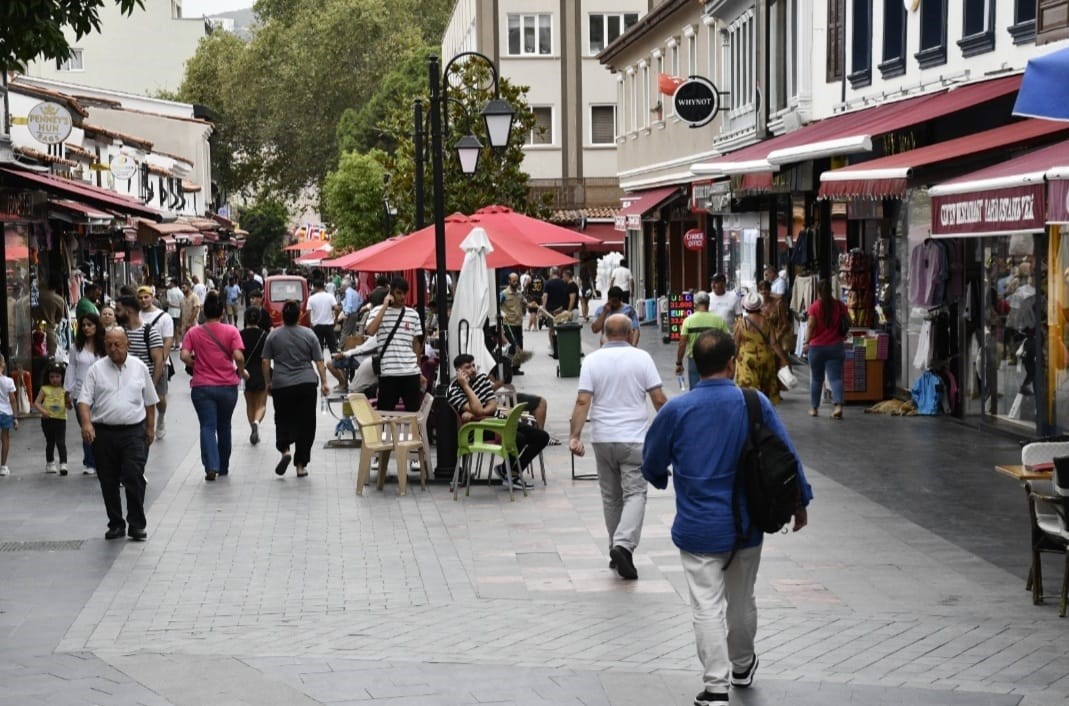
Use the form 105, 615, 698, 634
376, 374, 423, 412
93, 422, 148, 531
41, 418, 67, 463
271, 382, 318, 467
514, 424, 550, 471
502, 324, 524, 360
313, 324, 338, 353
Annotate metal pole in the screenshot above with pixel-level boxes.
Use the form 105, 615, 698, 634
414, 100, 426, 328
430, 56, 457, 481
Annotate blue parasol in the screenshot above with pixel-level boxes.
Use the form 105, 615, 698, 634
1014, 45, 1069, 121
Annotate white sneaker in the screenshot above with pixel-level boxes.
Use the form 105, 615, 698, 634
156, 418, 166, 440
83, 467, 95, 475
0, 466, 9, 476
45, 462, 58, 473
59, 463, 68, 476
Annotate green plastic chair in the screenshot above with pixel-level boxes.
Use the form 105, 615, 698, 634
454, 402, 528, 501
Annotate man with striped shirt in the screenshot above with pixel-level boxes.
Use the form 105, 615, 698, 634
365, 278, 423, 412
116, 296, 164, 391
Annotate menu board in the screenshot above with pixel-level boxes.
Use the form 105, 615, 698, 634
666, 292, 695, 342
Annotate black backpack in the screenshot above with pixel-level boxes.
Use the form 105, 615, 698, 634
726, 388, 801, 566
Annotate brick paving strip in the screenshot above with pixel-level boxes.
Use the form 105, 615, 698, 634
49, 416, 1069, 705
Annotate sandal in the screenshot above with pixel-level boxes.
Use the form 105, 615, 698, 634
296, 466, 308, 477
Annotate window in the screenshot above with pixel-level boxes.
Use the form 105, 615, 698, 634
591, 105, 616, 144
687, 32, 698, 75
915, 0, 947, 67
879, 0, 907, 78
769, 0, 798, 112
642, 64, 651, 127
508, 13, 552, 55
1037, 0, 1069, 44
849, 0, 872, 87
726, 12, 756, 111
1009, 0, 1037, 44
589, 13, 638, 54
827, 0, 845, 82
171, 0, 182, 19
629, 71, 637, 131
56, 48, 84, 71
526, 107, 552, 144
959, 0, 995, 56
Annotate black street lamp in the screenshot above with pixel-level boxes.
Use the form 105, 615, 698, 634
419, 52, 515, 481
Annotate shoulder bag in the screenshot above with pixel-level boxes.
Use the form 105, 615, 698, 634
149, 312, 175, 380
187, 323, 234, 377
371, 307, 405, 377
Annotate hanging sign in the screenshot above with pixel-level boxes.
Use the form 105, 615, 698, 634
27, 102, 73, 145
931, 184, 1045, 236
683, 228, 705, 250
672, 77, 721, 128
110, 154, 138, 181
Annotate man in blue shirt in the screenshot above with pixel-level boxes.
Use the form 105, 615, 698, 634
591, 286, 641, 346
643, 328, 812, 706
340, 280, 364, 337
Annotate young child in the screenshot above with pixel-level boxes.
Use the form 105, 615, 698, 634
0, 354, 18, 476
33, 363, 70, 475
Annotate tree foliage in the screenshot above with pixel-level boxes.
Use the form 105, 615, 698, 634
236, 197, 290, 270
0, 0, 144, 71
322, 150, 388, 252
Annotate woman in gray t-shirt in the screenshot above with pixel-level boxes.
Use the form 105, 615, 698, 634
262, 301, 329, 478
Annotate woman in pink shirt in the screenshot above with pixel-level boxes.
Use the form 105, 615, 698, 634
802, 279, 849, 419
180, 291, 248, 481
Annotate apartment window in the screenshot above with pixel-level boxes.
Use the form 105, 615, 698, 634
769, 0, 797, 112
589, 13, 639, 54
629, 72, 637, 131
591, 105, 616, 144
56, 48, 84, 71
526, 107, 553, 144
879, 0, 907, 78
642, 65, 651, 127
670, 42, 680, 75
508, 13, 552, 55
707, 22, 717, 76
726, 12, 756, 111
848, 0, 872, 88
959, 0, 995, 55
915, 0, 947, 67
827, 0, 845, 82
616, 79, 625, 138
1037, 0, 1069, 44
687, 33, 698, 75
171, 0, 182, 19
1009, 0, 1037, 43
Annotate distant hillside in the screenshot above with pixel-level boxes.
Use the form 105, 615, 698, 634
206, 7, 256, 40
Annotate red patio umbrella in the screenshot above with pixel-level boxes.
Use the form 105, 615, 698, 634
283, 238, 330, 252
470, 205, 602, 247
321, 235, 405, 269
327, 213, 575, 271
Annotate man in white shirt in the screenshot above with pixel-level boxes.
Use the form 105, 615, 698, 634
77, 328, 159, 541
307, 277, 340, 354
365, 277, 424, 412
708, 273, 741, 329
568, 314, 666, 581
609, 259, 634, 303
137, 286, 174, 440
192, 275, 207, 304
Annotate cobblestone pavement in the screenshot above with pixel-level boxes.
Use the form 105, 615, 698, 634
1, 328, 1064, 705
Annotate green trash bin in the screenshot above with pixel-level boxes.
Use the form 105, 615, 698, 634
555, 322, 583, 378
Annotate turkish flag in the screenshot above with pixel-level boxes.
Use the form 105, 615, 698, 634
659, 73, 685, 96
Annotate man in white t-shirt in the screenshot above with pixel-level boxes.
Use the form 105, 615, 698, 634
567, 314, 666, 581
192, 276, 207, 305
609, 259, 634, 303
138, 286, 174, 440
306, 277, 339, 354
365, 277, 424, 412
708, 273, 741, 329
165, 279, 183, 342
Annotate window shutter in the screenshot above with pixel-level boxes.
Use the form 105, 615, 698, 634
1038, 0, 1069, 44
827, 0, 845, 82
591, 106, 615, 144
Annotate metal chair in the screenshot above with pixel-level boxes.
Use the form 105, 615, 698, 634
454, 402, 528, 501
1022, 442, 1069, 601
1028, 456, 1069, 616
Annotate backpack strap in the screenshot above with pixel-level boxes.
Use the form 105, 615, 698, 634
725, 387, 762, 571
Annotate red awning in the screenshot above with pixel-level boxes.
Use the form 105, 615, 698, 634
575, 222, 623, 251
50, 199, 115, 220
928, 140, 1069, 237
283, 238, 330, 252
615, 186, 681, 231
692, 74, 1023, 177
0, 166, 161, 220
819, 119, 1069, 199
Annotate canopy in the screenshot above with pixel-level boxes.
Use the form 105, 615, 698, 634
1014, 45, 1069, 121
470, 205, 601, 247
324, 213, 575, 271
321, 236, 403, 269
283, 238, 330, 252
448, 227, 497, 379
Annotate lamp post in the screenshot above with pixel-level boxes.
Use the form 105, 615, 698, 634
422, 52, 515, 480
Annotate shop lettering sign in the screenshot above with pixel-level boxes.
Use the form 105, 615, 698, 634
27, 102, 73, 145
672, 77, 721, 128
930, 183, 1045, 236
1047, 179, 1069, 224
0, 189, 47, 219
110, 154, 138, 181
683, 228, 705, 250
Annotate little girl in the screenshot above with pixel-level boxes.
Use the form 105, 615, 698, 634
33, 363, 70, 475
0, 354, 18, 476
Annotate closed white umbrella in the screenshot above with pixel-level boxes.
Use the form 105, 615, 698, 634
448, 227, 497, 380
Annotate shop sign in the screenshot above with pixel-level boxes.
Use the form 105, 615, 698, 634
672, 77, 721, 128
1048, 180, 1069, 223
690, 180, 730, 211
626, 214, 641, 230
847, 199, 881, 220
931, 183, 1045, 236
110, 154, 138, 181
27, 102, 73, 145
0, 189, 47, 219
683, 228, 705, 250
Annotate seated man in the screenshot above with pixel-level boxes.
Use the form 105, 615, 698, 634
327, 336, 378, 394
446, 353, 549, 487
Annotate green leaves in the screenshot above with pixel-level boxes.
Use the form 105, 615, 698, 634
0, 0, 145, 72
322, 150, 388, 252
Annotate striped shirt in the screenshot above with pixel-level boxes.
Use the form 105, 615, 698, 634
447, 372, 497, 416
368, 305, 422, 376
127, 323, 163, 374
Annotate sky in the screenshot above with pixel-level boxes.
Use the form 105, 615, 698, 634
181, 0, 254, 16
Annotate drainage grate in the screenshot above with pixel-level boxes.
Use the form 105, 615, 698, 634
0, 540, 85, 552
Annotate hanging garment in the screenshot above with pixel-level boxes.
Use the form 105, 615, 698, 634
911, 370, 943, 415
913, 320, 932, 370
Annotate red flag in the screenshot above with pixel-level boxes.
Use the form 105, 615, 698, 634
659, 73, 685, 96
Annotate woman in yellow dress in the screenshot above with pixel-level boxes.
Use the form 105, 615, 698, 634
734, 290, 789, 404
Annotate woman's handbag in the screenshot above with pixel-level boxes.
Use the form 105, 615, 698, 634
777, 365, 798, 391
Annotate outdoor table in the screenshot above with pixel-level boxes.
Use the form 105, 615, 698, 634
996, 464, 1053, 482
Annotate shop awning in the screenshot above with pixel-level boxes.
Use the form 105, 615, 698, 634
615, 186, 681, 231
928, 141, 1069, 237
136, 219, 199, 244
819, 119, 1069, 200
576, 222, 624, 251
283, 238, 330, 252
50, 198, 116, 222
692, 74, 1023, 177
0, 166, 161, 220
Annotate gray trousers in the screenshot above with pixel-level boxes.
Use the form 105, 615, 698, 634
592, 442, 647, 552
